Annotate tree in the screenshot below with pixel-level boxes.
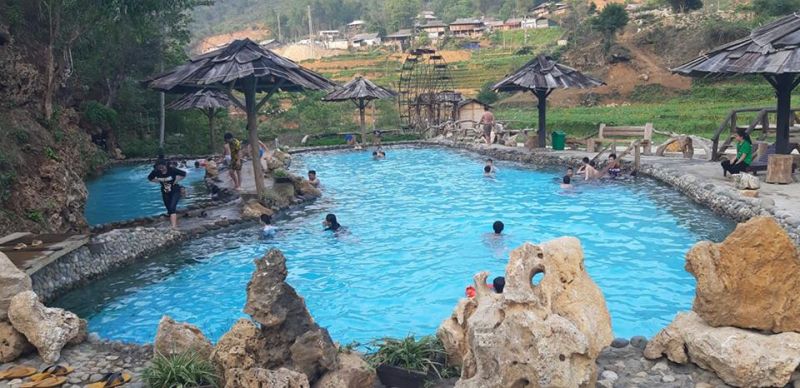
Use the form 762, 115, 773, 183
591, 3, 628, 50
752, 0, 800, 18
664, 0, 703, 13
476, 81, 499, 105
588, 2, 597, 15
386, 0, 421, 31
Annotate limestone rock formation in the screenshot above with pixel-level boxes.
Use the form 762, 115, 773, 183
153, 315, 213, 359
225, 367, 310, 388
0, 252, 32, 319
211, 319, 267, 383
438, 238, 613, 388
686, 216, 800, 332
313, 352, 375, 388
644, 311, 800, 387
0, 320, 33, 363
241, 199, 274, 219
293, 179, 322, 199
244, 249, 338, 383
7, 291, 86, 363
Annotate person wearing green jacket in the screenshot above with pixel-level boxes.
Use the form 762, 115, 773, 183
721, 129, 753, 176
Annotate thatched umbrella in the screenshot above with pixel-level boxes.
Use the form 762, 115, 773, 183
322, 76, 397, 144
144, 38, 336, 197
493, 54, 604, 148
673, 13, 800, 155
166, 89, 232, 153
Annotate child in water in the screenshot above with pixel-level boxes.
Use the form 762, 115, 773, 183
261, 214, 277, 238
483, 165, 495, 178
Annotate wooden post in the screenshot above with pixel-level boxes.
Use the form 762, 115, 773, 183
245, 77, 266, 198
773, 74, 796, 154
534, 89, 547, 148
206, 108, 216, 154
633, 142, 641, 173
766, 154, 794, 184
359, 98, 367, 146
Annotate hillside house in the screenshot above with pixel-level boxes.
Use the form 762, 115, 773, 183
449, 18, 485, 37
484, 19, 505, 32
327, 40, 350, 50
319, 30, 341, 41
347, 20, 366, 33
384, 29, 413, 51
351, 32, 381, 48
420, 20, 448, 40
501, 18, 523, 30
522, 17, 557, 29
531, 2, 569, 18
418, 11, 438, 21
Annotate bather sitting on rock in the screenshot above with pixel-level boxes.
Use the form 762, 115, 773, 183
465, 276, 505, 298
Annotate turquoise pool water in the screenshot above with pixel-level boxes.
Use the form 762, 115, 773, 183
85, 163, 208, 225
58, 147, 734, 344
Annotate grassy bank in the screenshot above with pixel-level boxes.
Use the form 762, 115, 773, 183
496, 80, 797, 140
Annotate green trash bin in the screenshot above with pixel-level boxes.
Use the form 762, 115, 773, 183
552, 131, 566, 151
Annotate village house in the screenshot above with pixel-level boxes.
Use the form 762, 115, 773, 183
347, 20, 366, 33
530, 2, 569, 18
351, 32, 381, 49
419, 20, 448, 41
383, 29, 413, 51
418, 11, 438, 21
484, 19, 505, 32
449, 18, 485, 38
318, 30, 341, 41
501, 18, 523, 31
522, 17, 557, 29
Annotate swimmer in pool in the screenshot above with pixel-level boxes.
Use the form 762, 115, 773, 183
261, 214, 277, 238
323, 213, 341, 232
560, 175, 573, 189
483, 165, 495, 178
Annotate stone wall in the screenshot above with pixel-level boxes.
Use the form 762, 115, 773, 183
31, 227, 183, 302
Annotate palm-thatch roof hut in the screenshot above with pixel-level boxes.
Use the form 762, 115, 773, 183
322, 76, 397, 144
673, 13, 800, 155
166, 89, 232, 153
493, 54, 604, 148
144, 38, 336, 196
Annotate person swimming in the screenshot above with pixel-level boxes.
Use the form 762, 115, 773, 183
323, 213, 341, 232
483, 165, 495, 178
485, 158, 498, 173
492, 220, 504, 234
261, 214, 277, 238
560, 175, 572, 189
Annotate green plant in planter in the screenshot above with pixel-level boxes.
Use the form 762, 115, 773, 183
366, 335, 459, 379
142, 352, 219, 388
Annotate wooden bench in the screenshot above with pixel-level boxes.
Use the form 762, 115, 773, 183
586, 123, 654, 155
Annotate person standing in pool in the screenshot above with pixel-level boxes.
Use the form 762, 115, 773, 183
148, 160, 186, 228
223, 133, 242, 190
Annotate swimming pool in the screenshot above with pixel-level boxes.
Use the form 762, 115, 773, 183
84, 163, 209, 225
58, 147, 734, 344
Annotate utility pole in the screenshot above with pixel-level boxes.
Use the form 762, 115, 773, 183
277, 12, 282, 41
307, 5, 313, 57
158, 24, 165, 150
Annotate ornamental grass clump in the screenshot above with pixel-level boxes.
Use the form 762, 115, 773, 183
142, 351, 219, 388
366, 335, 459, 379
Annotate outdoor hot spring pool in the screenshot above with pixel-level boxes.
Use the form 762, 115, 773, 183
84, 163, 209, 225
58, 147, 734, 345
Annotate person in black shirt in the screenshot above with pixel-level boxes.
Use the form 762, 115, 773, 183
148, 160, 186, 228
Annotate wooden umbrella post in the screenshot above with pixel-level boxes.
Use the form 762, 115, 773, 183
359, 98, 367, 145
534, 89, 548, 148
206, 108, 216, 154
244, 76, 266, 199
773, 73, 797, 155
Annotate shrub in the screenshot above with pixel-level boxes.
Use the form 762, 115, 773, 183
81, 100, 118, 128
142, 352, 219, 388
273, 168, 289, 178
366, 335, 458, 378
476, 81, 499, 105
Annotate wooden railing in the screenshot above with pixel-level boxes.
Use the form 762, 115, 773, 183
710, 107, 800, 160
